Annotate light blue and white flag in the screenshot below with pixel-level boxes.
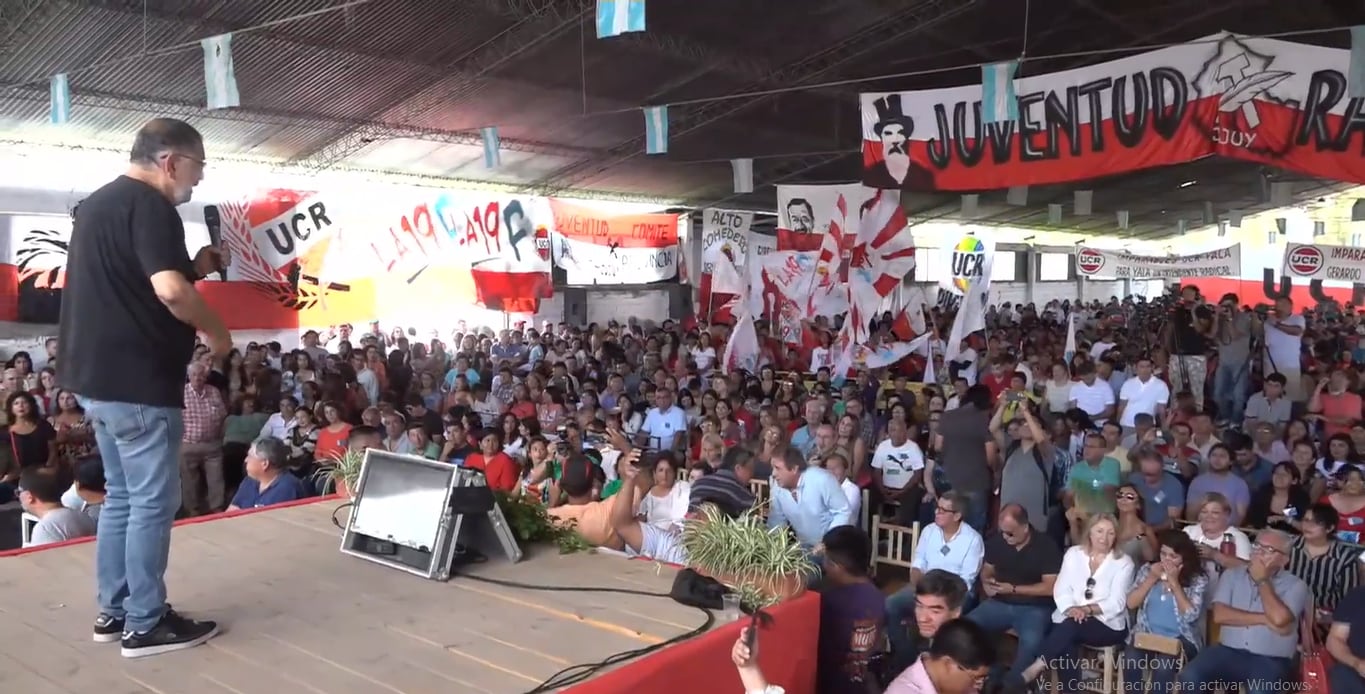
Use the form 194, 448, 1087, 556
49, 74, 70, 125
596, 0, 645, 39
201, 33, 240, 110
643, 105, 668, 155
1350, 26, 1365, 98
481, 126, 501, 169
731, 158, 753, 193
981, 60, 1019, 125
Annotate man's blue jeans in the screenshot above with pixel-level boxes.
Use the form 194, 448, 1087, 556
1213, 358, 1249, 424
1177, 644, 1293, 694
79, 397, 182, 634
964, 599, 1053, 682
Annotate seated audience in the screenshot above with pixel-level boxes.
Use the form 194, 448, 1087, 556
1327, 584, 1365, 693
1185, 443, 1251, 525
1178, 530, 1311, 694
1324, 465, 1365, 544
1245, 461, 1312, 533
227, 437, 309, 510
1018, 513, 1134, 692
815, 525, 885, 693
20, 465, 96, 547
546, 451, 622, 549
611, 445, 754, 564
1121, 529, 1209, 692
885, 569, 969, 682
1127, 445, 1183, 529
966, 504, 1061, 688
1285, 502, 1361, 615
61, 455, 106, 524
888, 492, 983, 638
636, 451, 689, 528
768, 447, 851, 550
464, 429, 518, 492
1184, 491, 1252, 577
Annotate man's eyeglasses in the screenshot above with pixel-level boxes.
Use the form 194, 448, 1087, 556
161, 152, 207, 167
1084, 577, 1096, 600
1253, 542, 1285, 556
935, 505, 958, 515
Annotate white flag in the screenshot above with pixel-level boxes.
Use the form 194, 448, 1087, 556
1064, 312, 1077, 369
946, 269, 990, 361
201, 33, 240, 110
731, 158, 754, 194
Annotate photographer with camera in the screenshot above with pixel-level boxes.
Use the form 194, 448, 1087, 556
1213, 293, 1257, 427
1262, 296, 1307, 404
1164, 285, 1215, 411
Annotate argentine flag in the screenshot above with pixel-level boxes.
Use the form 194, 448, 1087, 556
201, 33, 240, 110
1351, 26, 1365, 98
481, 126, 501, 169
981, 60, 1019, 125
596, 0, 645, 39
49, 74, 70, 125
643, 105, 668, 155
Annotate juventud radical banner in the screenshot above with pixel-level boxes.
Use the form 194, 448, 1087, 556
1075, 245, 1241, 280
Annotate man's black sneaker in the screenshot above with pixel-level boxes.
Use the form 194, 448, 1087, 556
93, 603, 174, 644
93, 613, 124, 643
120, 610, 219, 658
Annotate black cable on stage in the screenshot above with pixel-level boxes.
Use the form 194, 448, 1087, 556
448, 544, 716, 693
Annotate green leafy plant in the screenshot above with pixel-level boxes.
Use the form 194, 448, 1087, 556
317, 449, 365, 495
494, 491, 591, 554
679, 504, 817, 609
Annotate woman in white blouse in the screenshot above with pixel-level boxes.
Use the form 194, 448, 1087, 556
636, 452, 690, 528
1017, 513, 1135, 692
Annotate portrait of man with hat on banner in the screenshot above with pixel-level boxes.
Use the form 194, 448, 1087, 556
864, 93, 936, 191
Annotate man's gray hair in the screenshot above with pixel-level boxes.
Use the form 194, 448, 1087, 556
187, 362, 208, 377
250, 436, 289, 469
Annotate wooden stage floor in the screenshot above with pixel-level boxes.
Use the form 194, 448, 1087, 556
0, 501, 711, 694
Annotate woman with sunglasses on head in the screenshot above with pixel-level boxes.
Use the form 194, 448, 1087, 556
1120, 530, 1208, 692
1013, 513, 1134, 693
1115, 482, 1158, 564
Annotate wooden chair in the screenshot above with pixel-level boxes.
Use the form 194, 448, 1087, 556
870, 517, 919, 577
858, 488, 872, 533
1049, 644, 1118, 693
749, 478, 770, 521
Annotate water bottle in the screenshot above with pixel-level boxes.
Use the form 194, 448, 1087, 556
1220, 532, 1236, 557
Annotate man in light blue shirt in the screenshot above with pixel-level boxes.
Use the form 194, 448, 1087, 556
788, 400, 824, 458
767, 448, 851, 549
885, 492, 986, 631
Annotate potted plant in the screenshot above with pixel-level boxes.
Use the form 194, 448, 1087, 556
494, 491, 591, 554
320, 449, 365, 499
679, 504, 818, 610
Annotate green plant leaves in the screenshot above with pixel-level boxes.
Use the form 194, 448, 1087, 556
678, 504, 817, 609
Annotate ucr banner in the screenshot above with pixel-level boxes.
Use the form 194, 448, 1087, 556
1075, 245, 1241, 280
1282, 243, 1365, 283
860, 32, 1365, 191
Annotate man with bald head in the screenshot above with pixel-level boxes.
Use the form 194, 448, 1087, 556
965, 504, 1062, 688
1178, 529, 1310, 694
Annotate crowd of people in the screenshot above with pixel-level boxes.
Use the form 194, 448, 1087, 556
7, 277, 1365, 692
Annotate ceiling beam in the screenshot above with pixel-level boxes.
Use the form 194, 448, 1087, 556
0, 0, 61, 71
530, 0, 980, 198
0, 81, 602, 159
285, 0, 592, 172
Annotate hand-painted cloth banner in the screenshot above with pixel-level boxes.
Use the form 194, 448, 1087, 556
1075, 244, 1241, 280
1281, 243, 1365, 282
860, 32, 1365, 191
547, 201, 679, 285
699, 209, 753, 320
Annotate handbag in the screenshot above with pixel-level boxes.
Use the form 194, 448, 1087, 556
1298, 600, 1333, 694
1133, 632, 1182, 657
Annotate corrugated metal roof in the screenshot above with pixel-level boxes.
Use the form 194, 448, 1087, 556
0, 0, 1352, 221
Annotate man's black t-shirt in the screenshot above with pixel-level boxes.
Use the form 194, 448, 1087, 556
985, 530, 1063, 607
57, 176, 196, 408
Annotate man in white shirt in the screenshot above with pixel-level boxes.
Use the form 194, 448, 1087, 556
1116, 355, 1169, 434
259, 397, 298, 440
1068, 362, 1116, 425
351, 352, 379, 405
872, 418, 927, 526
638, 388, 688, 452
1263, 297, 1306, 402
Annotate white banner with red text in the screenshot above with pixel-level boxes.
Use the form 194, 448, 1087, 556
1075, 244, 1241, 280
1281, 243, 1365, 283
860, 33, 1365, 191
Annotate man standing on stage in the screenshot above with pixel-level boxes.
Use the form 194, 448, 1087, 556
58, 118, 231, 658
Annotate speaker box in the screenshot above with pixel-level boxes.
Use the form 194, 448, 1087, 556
339, 450, 522, 581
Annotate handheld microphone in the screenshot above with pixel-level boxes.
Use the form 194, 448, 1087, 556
202, 204, 227, 281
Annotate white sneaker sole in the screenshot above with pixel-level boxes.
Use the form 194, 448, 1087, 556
93, 631, 122, 644
120, 623, 220, 659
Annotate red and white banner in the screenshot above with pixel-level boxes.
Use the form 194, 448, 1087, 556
699, 209, 754, 321
1075, 244, 1241, 279
1282, 243, 1365, 282
548, 202, 680, 285
860, 33, 1365, 191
